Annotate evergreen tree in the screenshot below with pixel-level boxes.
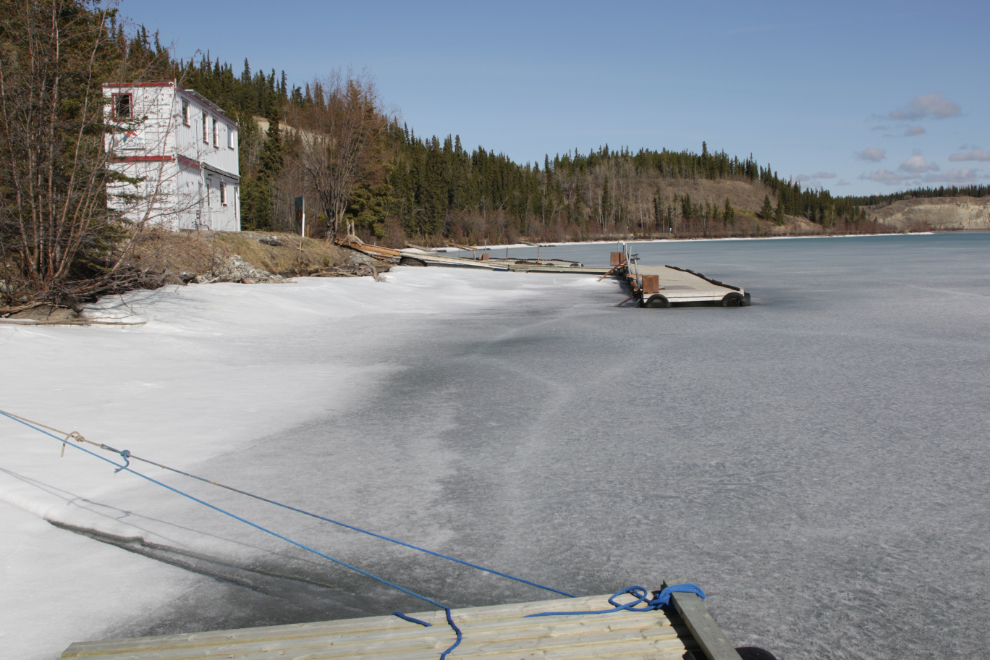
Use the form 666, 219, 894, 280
244, 106, 283, 229
759, 195, 774, 220
600, 175, 612, 230
681, 193, 694, 220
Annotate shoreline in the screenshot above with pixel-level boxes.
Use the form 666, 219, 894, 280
430, 231, 943, 253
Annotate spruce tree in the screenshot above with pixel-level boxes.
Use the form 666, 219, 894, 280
681, 193, 693, 220
600, 175, 612, 231
248, 105, 284, 229
760, 195, 774, 220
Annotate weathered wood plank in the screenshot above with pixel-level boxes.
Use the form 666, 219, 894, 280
59, 592, 703, 660
63, 594, 672, 655
666, 591, 741, 660
61, 626, 692, 660
63, 616, 684, 660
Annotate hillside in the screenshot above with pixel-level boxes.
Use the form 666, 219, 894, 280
864, 196, 990, 232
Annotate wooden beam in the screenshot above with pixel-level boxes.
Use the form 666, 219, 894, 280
663, 581, 742, 660
596, 264, 621, 281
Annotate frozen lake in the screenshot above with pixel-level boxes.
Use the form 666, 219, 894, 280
2, 233, 989, 659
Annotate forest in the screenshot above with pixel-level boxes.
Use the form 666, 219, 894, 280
112, 24, 880, 245
0, 1, 940, 311
844, 184, 988, 208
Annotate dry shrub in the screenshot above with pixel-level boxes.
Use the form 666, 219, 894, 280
124, 228, 225, 279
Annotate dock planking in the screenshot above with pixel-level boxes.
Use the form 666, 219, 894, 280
59, 590, 746, 660
338, 240, 749, 307
626, 265, 747, 306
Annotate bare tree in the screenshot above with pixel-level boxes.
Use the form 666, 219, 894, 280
0, 0, 166, 313
286, 70, 391, 240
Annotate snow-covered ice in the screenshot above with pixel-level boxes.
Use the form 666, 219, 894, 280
2, 233, 989, 659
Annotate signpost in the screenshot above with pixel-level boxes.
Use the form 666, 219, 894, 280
294, 196, 305, 236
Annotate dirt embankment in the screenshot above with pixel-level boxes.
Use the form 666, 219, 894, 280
866, 196, 990, 231
4, 231, 387, 322
123, 230, 387, 284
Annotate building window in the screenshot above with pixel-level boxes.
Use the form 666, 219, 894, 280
212, 117, 218, 147
227, 125, 233, 149
112, 93, 132, 119
206, 181, 212, 207
202, 113, 208, 142
181, 99, 189, 124
220, 181, 227, 206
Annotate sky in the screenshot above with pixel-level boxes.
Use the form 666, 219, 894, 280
122, 0, 989, 198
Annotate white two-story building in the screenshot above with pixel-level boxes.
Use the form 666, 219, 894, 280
103, 82, 240, 231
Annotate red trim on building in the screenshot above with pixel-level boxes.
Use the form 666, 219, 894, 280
176, 154, 201, 169
102, 82, 174, 88
111, 156, 172, 163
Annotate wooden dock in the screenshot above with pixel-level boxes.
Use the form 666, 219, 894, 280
623, 264, 749, 307
337, 240, 749, 308
60, 586, 745, 660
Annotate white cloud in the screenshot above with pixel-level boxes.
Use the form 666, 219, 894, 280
856, 147, 886, 162
793, 175, 823, 190
898, 154, 939, 174
835, 179, 851, 186
884, 92, 962, 121
859, 169, 913, 185
948, 148, 990, 162
921, 169, 982, 185
904, 126, 926, 136
814, 171, 837, 179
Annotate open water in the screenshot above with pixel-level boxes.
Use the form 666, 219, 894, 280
114, 233, 990, 659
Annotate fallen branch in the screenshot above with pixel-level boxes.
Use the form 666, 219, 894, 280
0, 302, 46, 317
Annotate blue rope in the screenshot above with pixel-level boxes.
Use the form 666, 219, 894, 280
524, 584, 705, 618
0, 411, 447, 610
3, 410, 705, 660
141, 464, 574, 599
0, 409, 572, 599
392, 611, 431, 627
439, 608, 462, 660
0, 410, 518, 660
113, 449, 130, 473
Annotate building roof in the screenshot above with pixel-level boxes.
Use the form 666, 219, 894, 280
101, 82, 238, 127
182, 88, 238, 126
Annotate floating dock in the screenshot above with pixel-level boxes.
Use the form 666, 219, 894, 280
338, 241, 750, 308
60, 584, 747, 660
620, 263, 750, 308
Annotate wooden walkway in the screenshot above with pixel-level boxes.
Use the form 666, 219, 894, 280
336, 241, 748, 307
60, 588, 743, 660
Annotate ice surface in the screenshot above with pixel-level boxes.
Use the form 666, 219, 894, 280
2, 233, 989, 659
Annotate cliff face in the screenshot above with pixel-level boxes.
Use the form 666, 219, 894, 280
868, 196, 990, 231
